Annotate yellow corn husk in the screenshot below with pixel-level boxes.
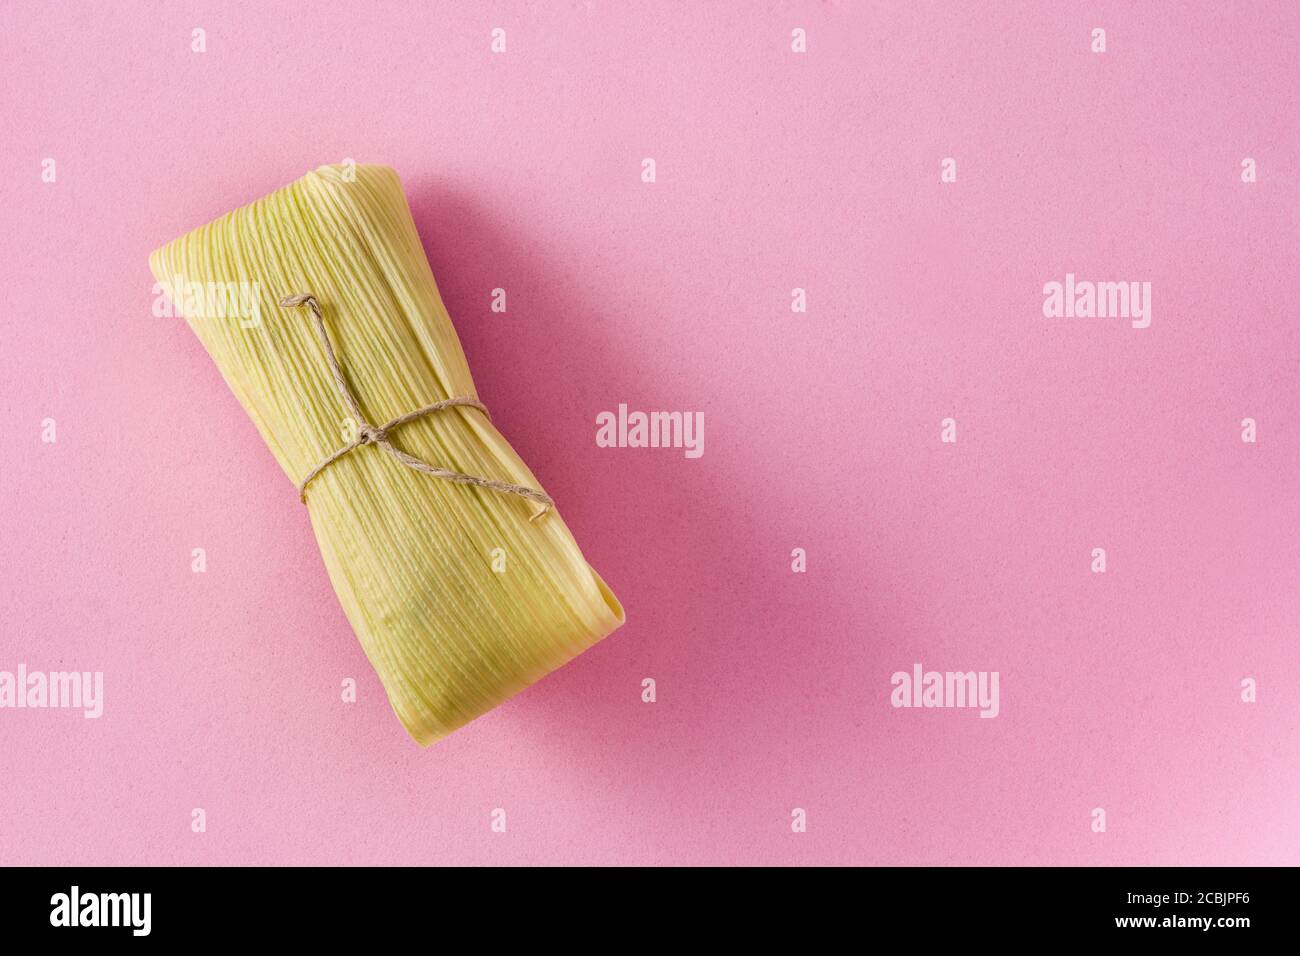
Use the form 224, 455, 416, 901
150, 163, 624, 745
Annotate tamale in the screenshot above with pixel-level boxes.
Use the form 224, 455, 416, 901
149, 163, 625, 745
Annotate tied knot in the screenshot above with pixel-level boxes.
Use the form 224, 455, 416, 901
357, 424, 387, 445
278, 293, 318, 310
281, 292, 555, 521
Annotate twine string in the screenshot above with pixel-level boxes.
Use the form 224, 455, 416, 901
279, 293, 553, 521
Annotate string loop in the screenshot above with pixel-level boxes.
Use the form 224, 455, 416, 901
280, 293, 553, 521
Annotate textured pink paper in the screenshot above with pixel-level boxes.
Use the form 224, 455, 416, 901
0, 2, 1296, 866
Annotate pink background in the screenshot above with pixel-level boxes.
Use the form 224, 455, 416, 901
1, 2, 1297, 866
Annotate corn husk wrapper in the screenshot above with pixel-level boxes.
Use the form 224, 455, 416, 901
150, 164, 625, 745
